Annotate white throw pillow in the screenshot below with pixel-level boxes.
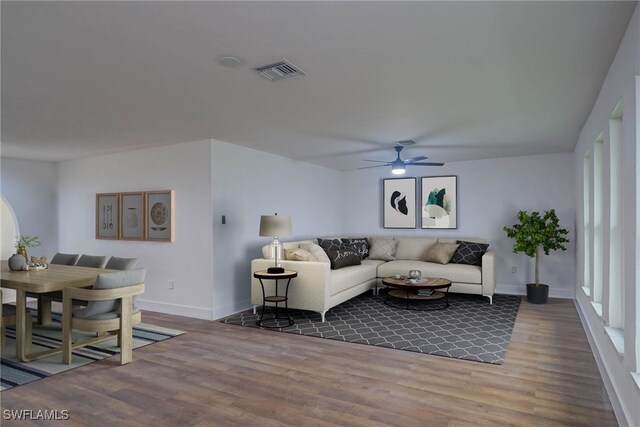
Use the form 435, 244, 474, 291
299, 243, 331, 263
285, 248, 313, 262
368, 238, 399, 261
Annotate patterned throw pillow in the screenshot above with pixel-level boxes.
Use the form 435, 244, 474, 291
285, 248, 313, 262
368, 238, 399, 261
317, 238, 344, 253
423, 243, 460, 265
342, 238, 370, 260
326, 248, 361, 270
299, 243, 331, 263
450, 241, 490, 266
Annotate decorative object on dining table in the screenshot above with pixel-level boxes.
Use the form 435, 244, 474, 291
28, 256, 48, 270
8, 253, 27, 271
119, 192, 145, 240
259, 213, 293, 274
96, 193, 119, 239
421, 175, 457, 229
145, 190, 174, 242
14, 235, 41, 262
383, 177, 417, 229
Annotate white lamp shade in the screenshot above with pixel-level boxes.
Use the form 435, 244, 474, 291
259, 215, 292, 237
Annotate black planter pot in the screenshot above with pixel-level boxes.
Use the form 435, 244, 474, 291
526, 283, 549, 304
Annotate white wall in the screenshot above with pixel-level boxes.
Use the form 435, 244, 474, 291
57, 140, 214, 319
573, 5, 640, 427
343, 153, 576, 298
211, 140, 344, 319
1, 157, 58, 258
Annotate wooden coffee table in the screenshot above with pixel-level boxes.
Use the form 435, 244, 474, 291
381, 276, 452, 311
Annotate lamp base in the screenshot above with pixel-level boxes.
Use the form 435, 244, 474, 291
267, 266, 285, 274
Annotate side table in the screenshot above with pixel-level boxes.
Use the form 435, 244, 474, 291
253, 270, 298, 328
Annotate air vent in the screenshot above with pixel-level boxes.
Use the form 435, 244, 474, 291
254, 60, 305, 81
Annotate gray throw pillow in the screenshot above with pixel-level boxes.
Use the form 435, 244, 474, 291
342, 238, 370, 260
326, 249, 361, 270
424, 243, 460, 264
82, 269, 146, 317
368, 238, 398, 261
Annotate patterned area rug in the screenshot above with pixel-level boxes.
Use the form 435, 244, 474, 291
1, 311, 184, 391
224, 292, 521, 364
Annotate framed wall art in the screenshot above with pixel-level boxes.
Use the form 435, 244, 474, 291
119, 192, 145, 241
383, 178, 416, 229
96, 193, 119, 239
421, 175, 457, 229
145, 190, 174, 242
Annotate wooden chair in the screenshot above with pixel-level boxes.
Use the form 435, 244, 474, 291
1, 292, 32, 352
30, 252, 81, 325
105, 256, 137, 270
62, 269, 145, 365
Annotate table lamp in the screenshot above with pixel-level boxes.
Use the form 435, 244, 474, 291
259, 213, 292, 274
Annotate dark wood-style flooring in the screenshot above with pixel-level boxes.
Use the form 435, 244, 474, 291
1, 297, 617, 426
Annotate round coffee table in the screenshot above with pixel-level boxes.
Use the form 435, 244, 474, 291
382, 276, 452, 311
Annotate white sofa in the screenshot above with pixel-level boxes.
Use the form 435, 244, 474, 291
251, 237, 496, 322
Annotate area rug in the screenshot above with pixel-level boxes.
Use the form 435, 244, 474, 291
1, 311, 184, 391
224, 293, 521, 365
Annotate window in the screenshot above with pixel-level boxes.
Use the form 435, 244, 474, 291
582, 153, 591, 296
608, 101, 623, 331
592, 136, 604, 313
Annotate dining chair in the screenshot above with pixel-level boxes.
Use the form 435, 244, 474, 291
62, 269, 146, 365
1, 292, 32, 351
32, 253, 79, 325
50, 253, 81, 266
105, 257, 138, 270
75, 255, 107, 269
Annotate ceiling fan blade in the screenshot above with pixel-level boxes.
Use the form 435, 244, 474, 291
409, 162, 445, 166
405, 155, 428, 163
357, 164, 389, 170
362, 159, 391, 163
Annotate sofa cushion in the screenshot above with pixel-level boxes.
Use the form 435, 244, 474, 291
330, 263, 377, 296
450, 241, 490, 266
262, 240, 315, 258
368, 238, 398, 261
424, 243, 459, 264
377, 260, 481, 284
394, 237, 438, 260
299, 243, 331, 263
326, 248, 361, 270
285, 248, 313, 262
317, 238, 345, 253
342, 238, 370, 260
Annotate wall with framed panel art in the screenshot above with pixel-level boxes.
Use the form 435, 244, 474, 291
96, 190, 174, 242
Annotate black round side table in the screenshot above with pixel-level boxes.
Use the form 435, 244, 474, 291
253, 270, 297, 328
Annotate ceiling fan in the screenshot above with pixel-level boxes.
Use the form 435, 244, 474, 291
358, 140, 444, 175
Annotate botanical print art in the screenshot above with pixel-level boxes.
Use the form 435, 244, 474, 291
421, 176, 457, 229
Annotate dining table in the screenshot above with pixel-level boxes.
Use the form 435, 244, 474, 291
1, 261, 114, 362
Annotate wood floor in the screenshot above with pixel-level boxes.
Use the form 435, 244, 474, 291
1, 297, 617, 426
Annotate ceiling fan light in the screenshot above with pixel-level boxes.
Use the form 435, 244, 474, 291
391, 159, 406, 175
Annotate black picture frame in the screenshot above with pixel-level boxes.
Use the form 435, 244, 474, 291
383, 177, 417, 229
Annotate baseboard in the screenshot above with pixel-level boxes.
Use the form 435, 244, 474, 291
136, 299, 213, 320
212, 298, 252, 321
495, 284, 573, 299
574, 296, 629, 427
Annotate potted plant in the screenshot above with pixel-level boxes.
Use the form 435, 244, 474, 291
14, 235, 41, 261
503, 210, 569, 304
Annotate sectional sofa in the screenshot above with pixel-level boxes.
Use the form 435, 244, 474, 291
251, 237, 495, 322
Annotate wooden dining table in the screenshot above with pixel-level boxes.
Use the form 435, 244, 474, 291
1, 261, 114, 362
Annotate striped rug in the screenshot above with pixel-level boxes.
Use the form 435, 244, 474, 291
1, 311, 184, 391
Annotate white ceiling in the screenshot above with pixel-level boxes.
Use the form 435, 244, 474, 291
1, 1, 636, 170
